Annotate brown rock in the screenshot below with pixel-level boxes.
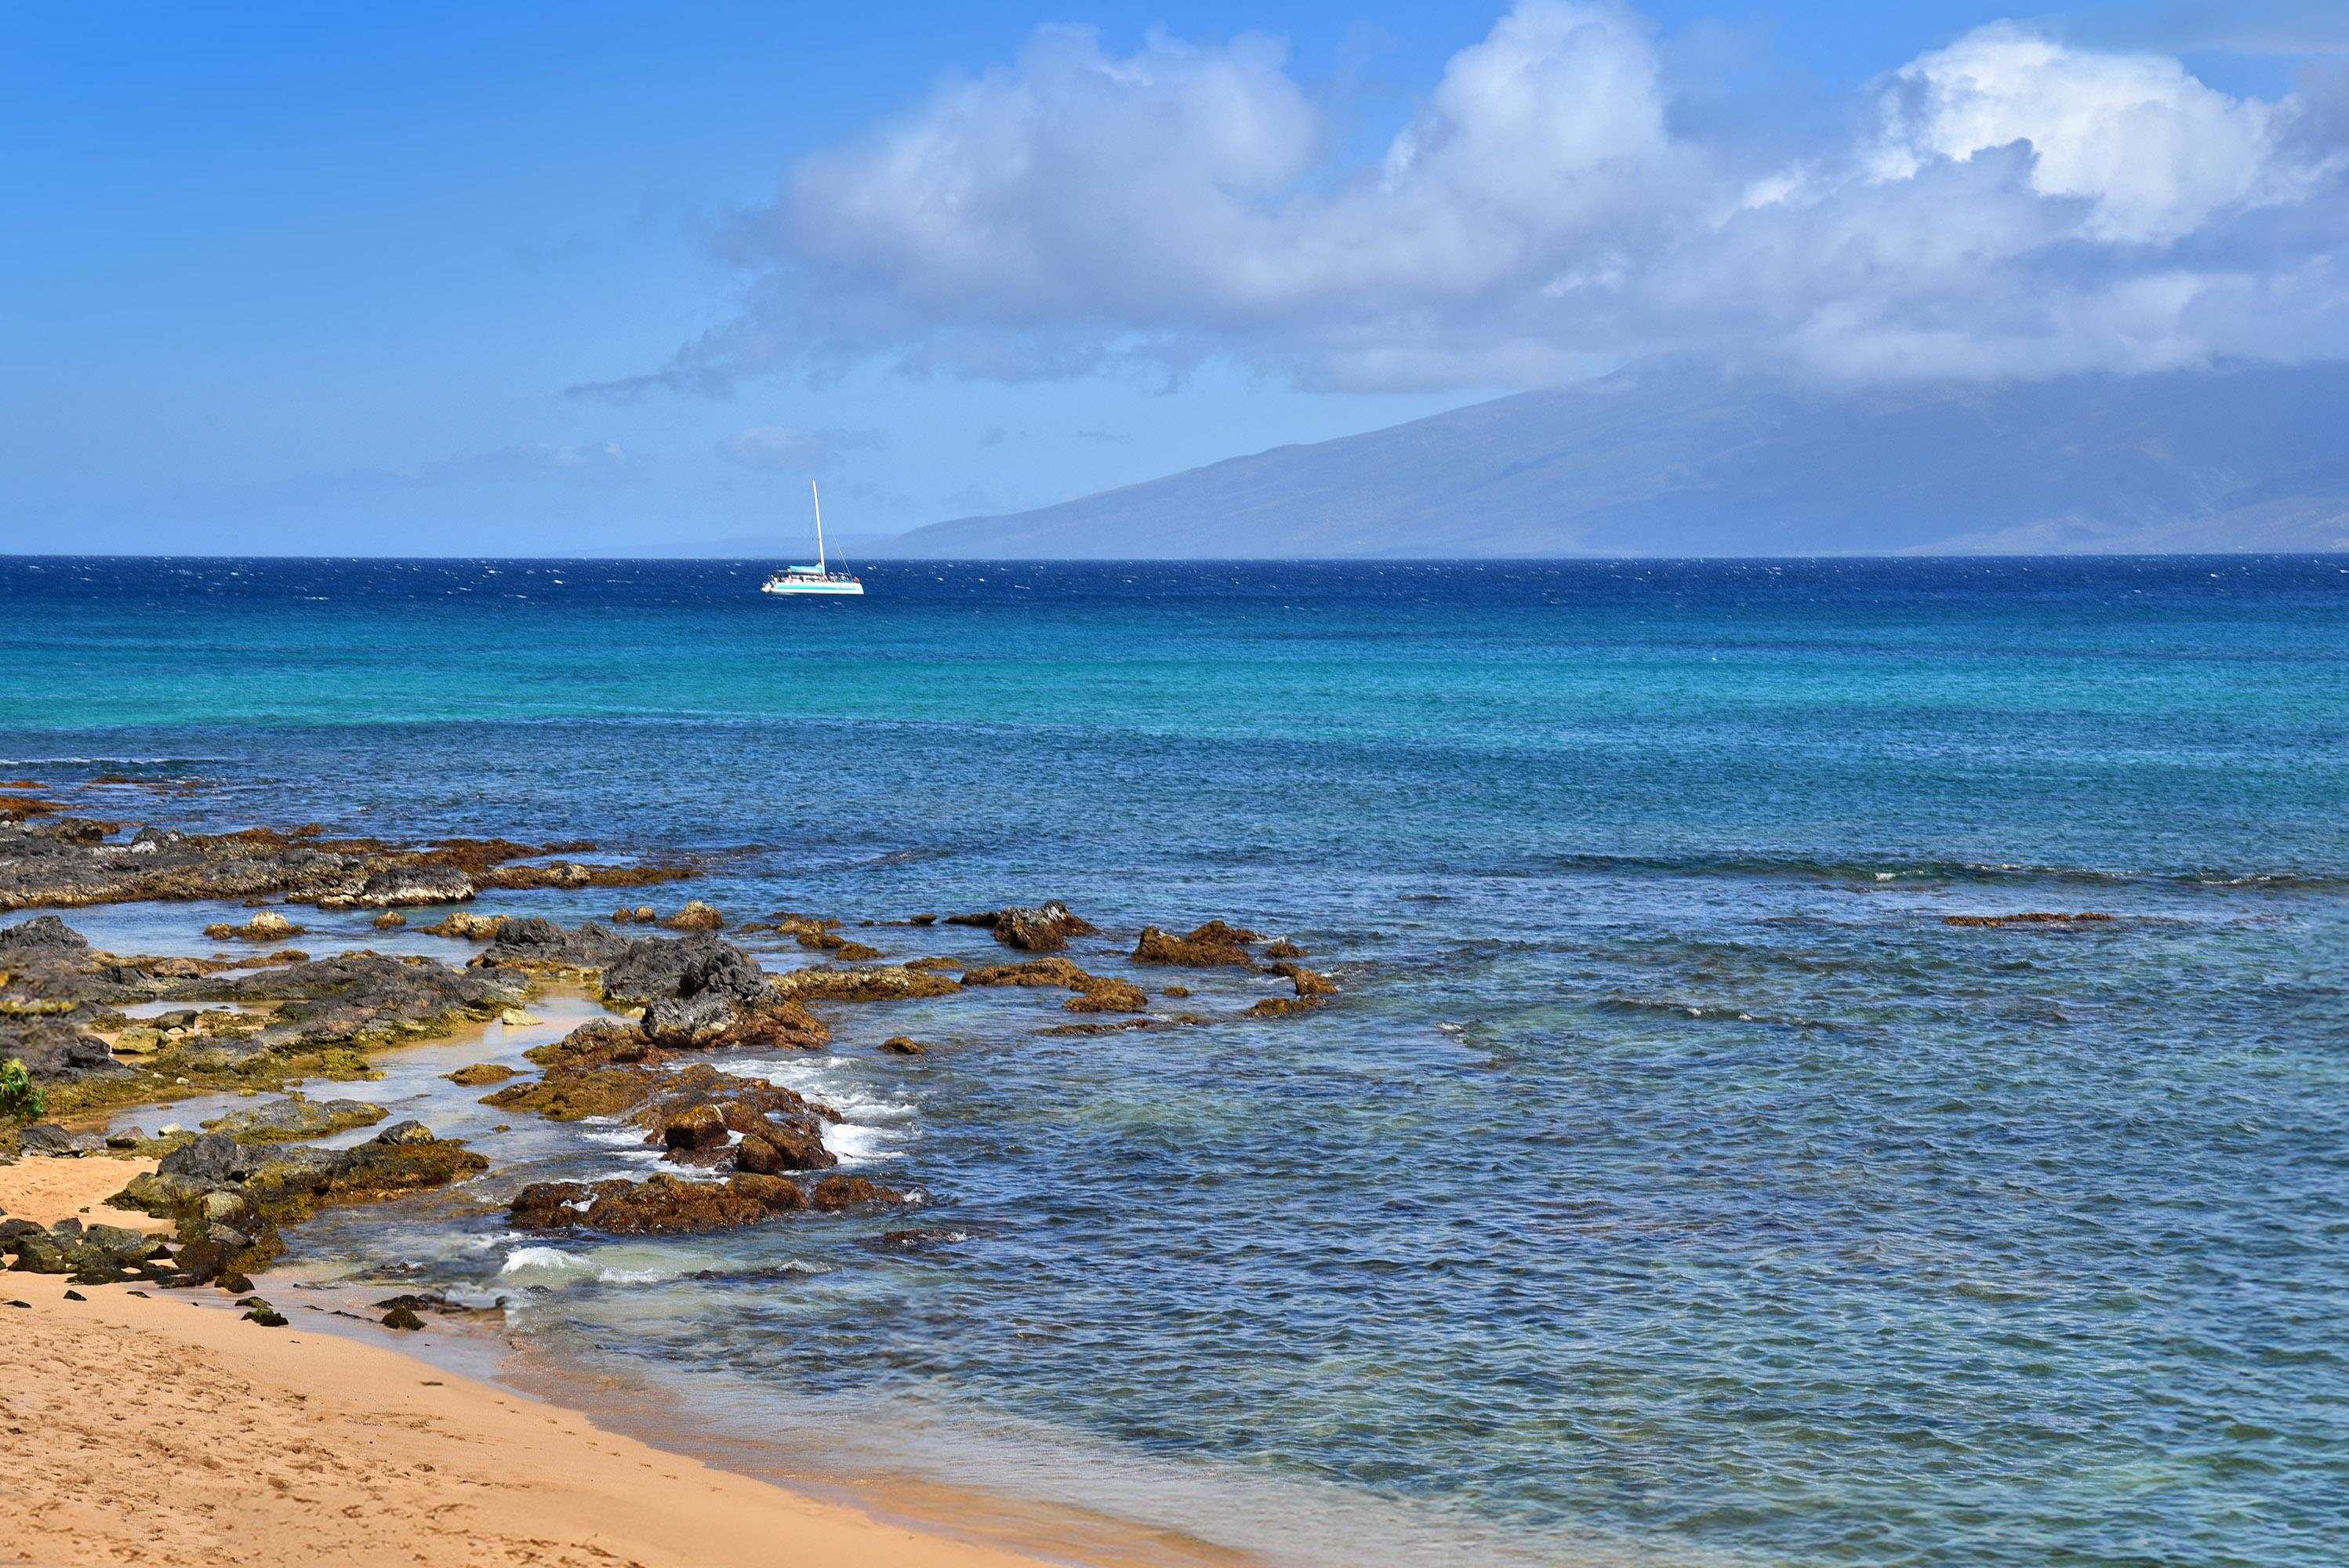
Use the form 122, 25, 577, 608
768, 965, 961, 1003
1265, 960, 1337, 998
1133, 923, 1257, 967
202, 910, 304, 942
445, 1062, 515, 1087
662, 901, 726, 931
508, 1171, 844, 1235
878, 1036, 925, 1056
660, 1103, 729, 1151
1943, 912, 2115, 927
810, 1174, 899, 1212
960, 956, 1146, 1014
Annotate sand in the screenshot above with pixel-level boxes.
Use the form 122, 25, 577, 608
0, 1157, 1062, 1568
0, 1151, 165, 1231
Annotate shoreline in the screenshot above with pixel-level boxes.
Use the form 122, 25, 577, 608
0, 798, 1323, 1568
0, 1154, 1233, 1568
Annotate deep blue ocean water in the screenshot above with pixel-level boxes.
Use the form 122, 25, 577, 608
5, 556, 2347, 1566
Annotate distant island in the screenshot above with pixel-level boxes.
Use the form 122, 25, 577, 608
862, 361, 2349, 559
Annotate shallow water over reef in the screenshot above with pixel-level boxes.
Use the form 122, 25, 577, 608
8, 555, 2349, 1566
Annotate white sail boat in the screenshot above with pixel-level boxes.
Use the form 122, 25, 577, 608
761, 481, 865, 597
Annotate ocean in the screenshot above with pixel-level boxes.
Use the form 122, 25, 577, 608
6, 554, 2347, 1566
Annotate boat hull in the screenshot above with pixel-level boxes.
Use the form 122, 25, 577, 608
761, 578, 865, 596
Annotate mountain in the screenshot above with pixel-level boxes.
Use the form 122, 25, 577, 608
877, 361, 2349, 557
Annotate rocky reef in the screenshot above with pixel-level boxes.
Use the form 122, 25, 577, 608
1133, 920, 1265, 967
41, 1120, 496, 1285
2, 802, 1345, 1315
0, 812, 693, 913
946, 901, 1097, 952
960, 956, 1147, 1014
508, 1171, 902, 1236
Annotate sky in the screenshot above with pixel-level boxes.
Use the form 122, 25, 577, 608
3, 1, 2345, 555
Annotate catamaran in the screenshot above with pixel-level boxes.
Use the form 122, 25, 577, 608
761, 481, 864, 597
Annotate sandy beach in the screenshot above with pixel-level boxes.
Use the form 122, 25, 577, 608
0, 1157, 1066, 1568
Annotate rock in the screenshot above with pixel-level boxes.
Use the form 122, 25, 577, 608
15, 1123, 89, 1156
959, 958, 1144, 1014
662, 901, 726, 931
158, 1131, 244, 1185
381, 1305, 425, 1330
6, 1020, 129, 1083
878, 1036, 925, 1056
508, 1165, 896, 1236
996, 901, 1095, 951
200, 1190, 254, 1225
598, 936, 768, 1007
1262, 938, 1307, 959
479, 917, 634, 972
8, 1234, 71, 1272
0, 815, 685, 916
1265, 960, 1337, 999
350, 864, 475, 907
1133, 922, 1258, 967
178, 952, 518, 1051
1245, 996, 1323, 1018
121, 1122, 490, 1261
509, 1172, 815, 1235
1943, 912, 2116, 927
445, 1062, 514, 1086
768, 965, 960, 1003
734, 1130, 829, 1174
201, 1095, 388, 1144
372, 909, 407, 929
242, 1305, 289, 1327
946, 902, 1096, 952
498, 1007, 541, 1027
202, 910, 303, 942
484, 1066, 662, 1121
640, 989, 739, 1047
81, 1223, 164, 1261
0, 916, 89, 953
810, 1174, 896, 1212
423, 910, 506, 939
661, 1103, 730, 1151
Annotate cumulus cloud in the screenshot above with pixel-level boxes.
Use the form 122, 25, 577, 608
1868, 23, 2314, 241
578, 3, 2349, 394
717, 426, 888, 470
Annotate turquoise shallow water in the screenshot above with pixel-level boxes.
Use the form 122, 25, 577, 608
6, 555, 2348, 1566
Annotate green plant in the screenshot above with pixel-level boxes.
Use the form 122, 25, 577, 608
0, 1057, 44, 1123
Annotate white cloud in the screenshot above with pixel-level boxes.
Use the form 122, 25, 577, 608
717, 426, 887, 471
579, 5, 2349, 396
1869, 23, 2315, 242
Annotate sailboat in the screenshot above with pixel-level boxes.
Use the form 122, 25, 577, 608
761, 481, 865, 597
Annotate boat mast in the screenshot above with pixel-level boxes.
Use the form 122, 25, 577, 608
811, 481, 826, 575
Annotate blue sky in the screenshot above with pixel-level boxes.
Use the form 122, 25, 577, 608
2, 2, 2343, 554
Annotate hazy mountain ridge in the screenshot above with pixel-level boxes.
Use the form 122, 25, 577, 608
876, 362, 2349, 558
